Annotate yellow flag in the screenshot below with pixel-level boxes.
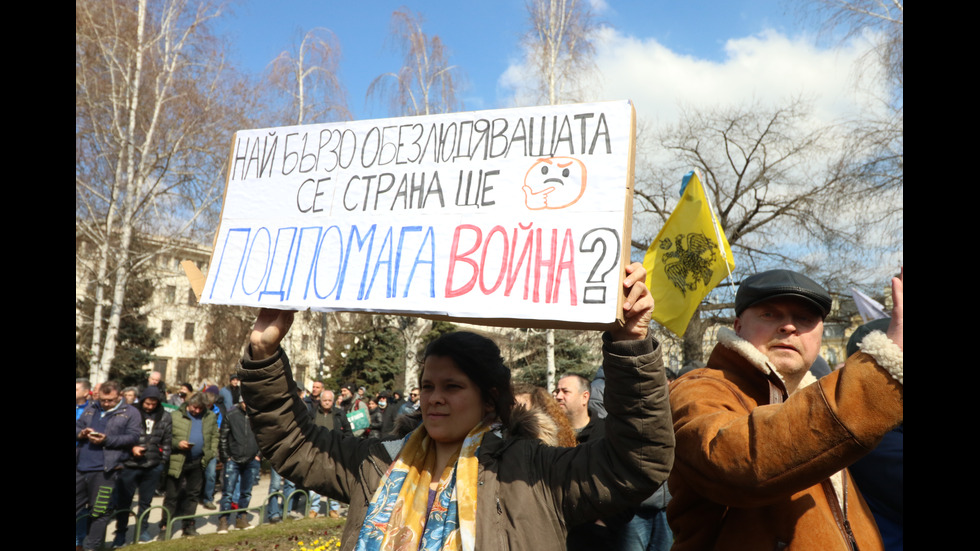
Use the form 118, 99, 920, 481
643, 170, 734, 336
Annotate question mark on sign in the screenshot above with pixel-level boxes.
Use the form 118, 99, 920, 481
579, 228, 620, 304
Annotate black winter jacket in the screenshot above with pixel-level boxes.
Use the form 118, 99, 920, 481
219, 405, 260, 464
122, 406, 172, 469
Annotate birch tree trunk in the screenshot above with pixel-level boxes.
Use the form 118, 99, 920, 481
77, 0, 237, 384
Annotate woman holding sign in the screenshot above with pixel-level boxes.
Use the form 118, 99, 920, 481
238, 262, 673, 550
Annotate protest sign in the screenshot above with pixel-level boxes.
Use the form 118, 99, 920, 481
199, 100, 636, 329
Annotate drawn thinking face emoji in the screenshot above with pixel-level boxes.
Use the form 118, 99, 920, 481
522, 157, 588, 210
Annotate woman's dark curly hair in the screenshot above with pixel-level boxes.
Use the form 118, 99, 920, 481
422, 331, 516, 426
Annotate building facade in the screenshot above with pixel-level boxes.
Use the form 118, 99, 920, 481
76, 232, 325, 390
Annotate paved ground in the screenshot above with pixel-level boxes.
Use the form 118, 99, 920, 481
110, 471, 343, 545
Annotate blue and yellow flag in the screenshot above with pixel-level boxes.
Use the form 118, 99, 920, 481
643, 170, 734, 336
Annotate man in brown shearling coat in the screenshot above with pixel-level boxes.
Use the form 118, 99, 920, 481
667, 269, 904, 550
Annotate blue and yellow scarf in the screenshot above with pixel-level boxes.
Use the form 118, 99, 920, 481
355, 422, 491, 551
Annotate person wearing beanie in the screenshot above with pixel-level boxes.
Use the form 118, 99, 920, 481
338, 384, 368, 437
111, 386, 173, 546
667, 269, 904, 550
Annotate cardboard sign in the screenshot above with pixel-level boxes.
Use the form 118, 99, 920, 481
200, 101, 636, 329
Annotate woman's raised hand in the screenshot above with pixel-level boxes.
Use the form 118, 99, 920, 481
610, 262, 655, 342
250, 308, 296, 361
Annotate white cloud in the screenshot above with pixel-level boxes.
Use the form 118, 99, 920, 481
499, 26, 891, 129
497, 26, 901, 283
588, 0, 610, 13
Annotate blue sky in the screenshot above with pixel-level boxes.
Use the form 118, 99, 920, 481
210, 1, 900, 285
218, 0, 828, 121
215, 0, 894, 256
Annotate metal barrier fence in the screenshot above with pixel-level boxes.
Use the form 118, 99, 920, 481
76, 489, 315, 544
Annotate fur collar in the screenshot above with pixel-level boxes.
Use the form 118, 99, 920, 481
858, 330, 904, 384
717, 327, 818, 393
509, 406, 564, 446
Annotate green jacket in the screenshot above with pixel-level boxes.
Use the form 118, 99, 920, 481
167, 403, 219, 478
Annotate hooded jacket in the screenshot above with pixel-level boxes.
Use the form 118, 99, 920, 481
667, 328, 904, 551
122, 387, 172, 469
240, 334, 674, 551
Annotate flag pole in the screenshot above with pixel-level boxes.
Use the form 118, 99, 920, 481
695, 168, 736, 295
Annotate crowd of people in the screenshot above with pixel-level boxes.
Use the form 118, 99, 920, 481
76, 263, 903, 551
74, 366, 426, 548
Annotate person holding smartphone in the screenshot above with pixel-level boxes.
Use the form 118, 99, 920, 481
161, 391, 218, 538
76, 380, 140, 551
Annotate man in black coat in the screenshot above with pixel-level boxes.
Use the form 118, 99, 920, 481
313, 390, 351, 432
217, 399, 261, 532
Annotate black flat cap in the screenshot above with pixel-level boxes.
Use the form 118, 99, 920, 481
735, 269, 832, 318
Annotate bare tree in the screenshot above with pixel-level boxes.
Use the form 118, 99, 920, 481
364, 9, 463, 391
199, 304, 253, 382
523, 0, 598, 105
803, 0, 902, 194
76, 0, 243, 384
520, 0, 599, 389
804, 0, 902, 87
634, 98, 902, 364
802, 2, 904, 256
267, 28, 350, 125
368, 9, 462, 116
391, 317, 430, 395
261, 28, 351, 383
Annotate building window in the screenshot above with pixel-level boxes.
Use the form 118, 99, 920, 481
177, 358, 194, 383
825, 347, 840, 367
294, 363, 307, 386
187, 288, 196, 305
184, 322, 195, 341
160, 320, 172, 339
200, 359, 219, 382
153, 359, 168, 380
165, 285, 176, 304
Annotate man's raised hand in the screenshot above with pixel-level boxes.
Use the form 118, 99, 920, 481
887, 267, 903, 351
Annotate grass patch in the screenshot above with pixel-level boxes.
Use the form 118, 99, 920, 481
135, 517, 345, 551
